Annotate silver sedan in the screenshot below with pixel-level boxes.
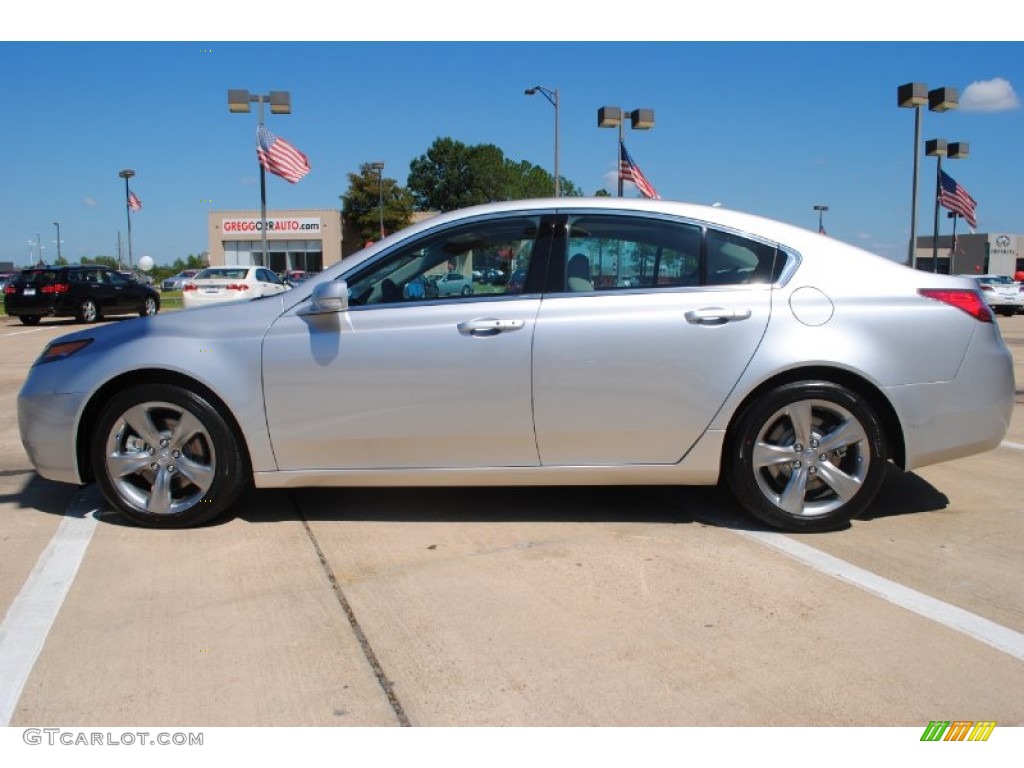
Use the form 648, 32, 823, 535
17, 198, 1015, 532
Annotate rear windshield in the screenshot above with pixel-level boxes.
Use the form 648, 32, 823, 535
13, 270, 63, 286
196, 268, 248, 280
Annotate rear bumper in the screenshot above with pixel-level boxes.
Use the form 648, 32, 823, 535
888, 326, 1015, 470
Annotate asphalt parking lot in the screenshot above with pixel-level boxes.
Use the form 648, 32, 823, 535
1, 313, 1022, 728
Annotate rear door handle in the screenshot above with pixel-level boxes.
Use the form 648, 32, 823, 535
684, 307, 753, 325
457, 318, 526, 336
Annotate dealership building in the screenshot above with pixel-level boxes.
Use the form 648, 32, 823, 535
207, 209, 353, 273
206, 208, 437, 273
913, 232, 1024, 276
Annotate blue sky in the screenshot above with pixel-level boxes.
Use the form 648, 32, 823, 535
3, 16, 1022, 267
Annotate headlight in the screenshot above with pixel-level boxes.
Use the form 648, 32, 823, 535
36, 339, 93, 365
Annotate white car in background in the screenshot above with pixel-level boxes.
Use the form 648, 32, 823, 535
182, 266, 290, 309
967, 274, 1023, 316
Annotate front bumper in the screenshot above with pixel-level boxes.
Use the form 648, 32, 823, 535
18, 386, 88, 485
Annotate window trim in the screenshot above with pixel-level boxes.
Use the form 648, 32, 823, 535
338, 210, 558, 311
546, 209, 797, 295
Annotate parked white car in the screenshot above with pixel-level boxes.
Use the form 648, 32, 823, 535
181, 266, 290, 309
965, 274, 1023, 316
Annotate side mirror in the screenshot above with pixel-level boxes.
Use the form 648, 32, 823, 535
302, 279, 349, 314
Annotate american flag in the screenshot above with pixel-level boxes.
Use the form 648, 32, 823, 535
619, 140, 660, 199
127, 190, 142, 212
938, 170, 977, 229
256, 124, 311, 184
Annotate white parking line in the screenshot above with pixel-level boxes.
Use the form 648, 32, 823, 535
1002, 440, 1024, 451
737, 529, 1024, 662
0, 328, 45, 338
0, 489, 100, 726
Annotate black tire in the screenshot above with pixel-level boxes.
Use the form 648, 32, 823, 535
461, 285, 472, 296
19, 315, 41, 325
140, 296, 158, 317
726, 381, 887, 532
77, 298, 100, 324
90, 384, 248, 528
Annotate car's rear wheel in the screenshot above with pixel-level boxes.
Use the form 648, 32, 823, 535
726, 381, 887, 532
91, 384, 248, 528
140, 296, 158, 317
77, 298, 100, 324
19, 315, 41, 325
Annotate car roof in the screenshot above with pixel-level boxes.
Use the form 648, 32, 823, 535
340, 196, 897, 280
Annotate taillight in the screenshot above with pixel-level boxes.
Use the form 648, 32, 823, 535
40, 283, 70, 294
979, 284, 993, 292
226, 284, 247, 291
3, 285, 15, 294
918, 289, 993, 323
182, 284, 197, 291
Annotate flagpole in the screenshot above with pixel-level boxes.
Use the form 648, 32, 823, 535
257, 97, 270, 268
617, 123, 624, 197
119, 169, 135, 269
949, 212, 959, 274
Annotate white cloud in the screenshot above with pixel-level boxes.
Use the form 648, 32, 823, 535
82, 197, 97, 207
960, 78, 1020, 112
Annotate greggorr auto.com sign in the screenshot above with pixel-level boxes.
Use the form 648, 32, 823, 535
221, 218, 321, 234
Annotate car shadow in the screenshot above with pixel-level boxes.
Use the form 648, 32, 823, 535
225, 463, 949, 533
34, 463, 948, 532
0, 472, 84, 517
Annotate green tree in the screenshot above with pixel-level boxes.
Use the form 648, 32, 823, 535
407, 137, 580, 212
341, 163, 414, 242
81, 255, 120, 269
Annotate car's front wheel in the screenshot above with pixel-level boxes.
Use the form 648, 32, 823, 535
91, 384, 248, 528
19, 315, 41, 326
140, 296, 158, 317
726, 381, 887, 532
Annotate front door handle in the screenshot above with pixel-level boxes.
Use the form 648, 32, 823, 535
457, 318, 526, 336
684, 307, 753, 325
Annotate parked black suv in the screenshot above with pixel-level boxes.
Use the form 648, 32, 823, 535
4, 265, 160, 325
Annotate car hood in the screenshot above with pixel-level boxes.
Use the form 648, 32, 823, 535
43, 293, 290, 352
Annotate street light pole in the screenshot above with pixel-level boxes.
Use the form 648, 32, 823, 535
897, 83, 958, 269
228, 89, 292, 268
369, 161, 385, 238
118, 169, 135, 268
597, 106, 655, 197
53, 221, 62, 262
525, 86, 560, 197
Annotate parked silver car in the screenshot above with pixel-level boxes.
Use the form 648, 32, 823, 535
161, 269, 199, 292
18, 198, 1015, 532
435, 272, 474, 296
